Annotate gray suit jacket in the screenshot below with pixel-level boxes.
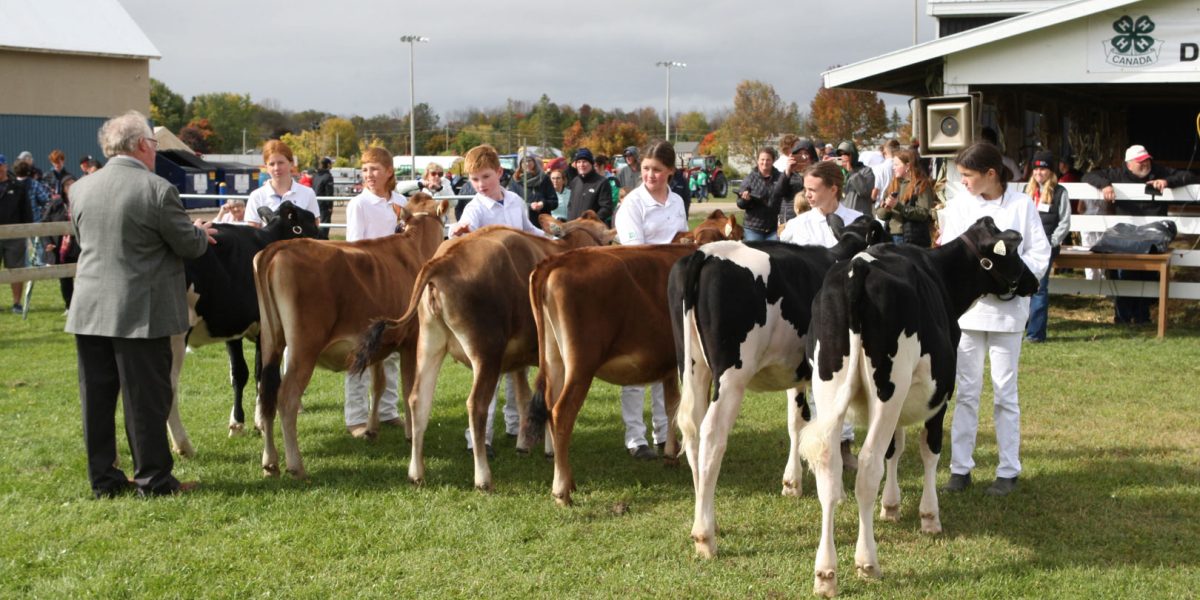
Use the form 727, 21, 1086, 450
65, 156, 209, 339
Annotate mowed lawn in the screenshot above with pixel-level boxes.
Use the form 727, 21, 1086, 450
1, 283, 1198, 599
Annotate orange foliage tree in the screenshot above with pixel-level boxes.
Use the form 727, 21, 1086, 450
809, 86, 888, 145
582, 121, 648, 157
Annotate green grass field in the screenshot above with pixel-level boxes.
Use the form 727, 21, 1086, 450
2, 283, 1198, 598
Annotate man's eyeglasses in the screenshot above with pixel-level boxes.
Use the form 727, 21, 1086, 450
144, 137, 159, 148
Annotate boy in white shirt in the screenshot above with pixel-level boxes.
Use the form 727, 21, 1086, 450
451, 144, 545, 453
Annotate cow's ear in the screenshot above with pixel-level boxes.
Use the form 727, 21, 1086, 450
436, 199, 449, 217
826, 213, 846, 236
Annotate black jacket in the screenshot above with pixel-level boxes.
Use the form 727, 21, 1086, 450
772, 171, 806, 223
0, 178, 32, 226
311, 168, 334, 198
567, 170, 614, 224
737, 168, 782, 233
1083, 163, 1199, 216
509, 172, 558, 224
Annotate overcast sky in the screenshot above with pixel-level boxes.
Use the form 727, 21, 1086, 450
120, 0, 937, 121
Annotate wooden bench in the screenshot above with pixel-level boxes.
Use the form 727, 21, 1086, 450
1052, 249, 1172, 338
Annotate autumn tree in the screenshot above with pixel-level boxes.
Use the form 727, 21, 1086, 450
319, 118, 358, 163
809, 85, 888, 146
187, 92, 259, 153
717, 80, 800, 162
178, 118, 216, 153
281, 129, 323, 170
561, 120, 585, 155
581, 121, 648, 157
149, 78, 186, 132
676, 111, 710, 141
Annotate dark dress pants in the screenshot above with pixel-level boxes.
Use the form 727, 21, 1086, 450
76, 334, 179, 497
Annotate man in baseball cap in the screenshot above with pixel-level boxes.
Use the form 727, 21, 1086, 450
616, 145, 641, 193
16, 151, 42, 181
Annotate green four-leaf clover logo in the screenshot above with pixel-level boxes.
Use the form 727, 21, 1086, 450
1111, 15, 1156, 55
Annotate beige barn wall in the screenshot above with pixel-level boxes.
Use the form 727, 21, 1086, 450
0, 50, 150, 117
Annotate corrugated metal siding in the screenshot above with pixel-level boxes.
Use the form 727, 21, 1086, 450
0, 114, 106, 173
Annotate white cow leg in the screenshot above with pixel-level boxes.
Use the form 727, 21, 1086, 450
165, 334, 195, 458
408, 320, 448, 485
691, 380, 745, 559
879, 427, 905, 522
782, 386, 808, 497
854, 396, 905, 582
811, 410, 843, 598
918, 428, 943, 534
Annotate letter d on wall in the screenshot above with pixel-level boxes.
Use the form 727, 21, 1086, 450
1182, 43, 1199, 62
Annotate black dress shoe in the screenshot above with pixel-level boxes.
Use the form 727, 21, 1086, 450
629, 445, 657, 460
93, 480, 135, 499
941, 472, 971, 492
985, 476, 1018, 496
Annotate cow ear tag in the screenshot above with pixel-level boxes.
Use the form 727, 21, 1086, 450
992, 240, 1007, 256
724, 223, 733, 237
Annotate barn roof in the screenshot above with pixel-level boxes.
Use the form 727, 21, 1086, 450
0, 0, 160, 60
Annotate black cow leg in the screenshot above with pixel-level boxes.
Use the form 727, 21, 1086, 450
919, 403, 948, 534
226, 339, 249, 435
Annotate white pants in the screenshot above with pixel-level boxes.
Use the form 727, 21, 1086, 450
344, 352, 400, 426
620, 383, 668, 450
950, 330, 1023, 479
465, 373, 519, 449
1082, 231, 1105, 280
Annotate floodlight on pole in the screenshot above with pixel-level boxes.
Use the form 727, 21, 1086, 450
401, 35, 430, 178
655, 61, 686, 142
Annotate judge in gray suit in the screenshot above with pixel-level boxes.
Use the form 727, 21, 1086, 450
65, 110, 216, 498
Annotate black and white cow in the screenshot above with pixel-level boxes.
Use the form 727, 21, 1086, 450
165, 201, 319, 456
798, 216, 1039, 597
666, 215, 884, 560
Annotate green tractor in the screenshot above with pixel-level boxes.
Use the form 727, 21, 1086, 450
688, 155, 728, 198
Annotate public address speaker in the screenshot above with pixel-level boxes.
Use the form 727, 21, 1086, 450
914, 94, 980, 156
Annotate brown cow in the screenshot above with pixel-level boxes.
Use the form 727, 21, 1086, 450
672, 209, 745, 244
527, 244, 698, 505
253, 198, 449, 479
351, 213, 615, 491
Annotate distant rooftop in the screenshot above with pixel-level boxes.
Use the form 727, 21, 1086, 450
0, 0, 160, 59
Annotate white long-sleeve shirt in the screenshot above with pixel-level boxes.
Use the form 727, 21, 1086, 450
454, 189, 545, 238
938, 186, 1052, 333
345, 189, 407, 242
614, 185, 688, 245
779, 204, 862, 247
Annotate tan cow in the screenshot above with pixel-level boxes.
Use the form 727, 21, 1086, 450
253, 198, 449, 479
351, 212, 615, 491
527, 244, 698, 506
673, 209, 745, 244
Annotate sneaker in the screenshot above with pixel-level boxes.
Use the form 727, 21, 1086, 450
629, 445, 657, 460
11, 304, 22, 314
346, 424, 370, 438
941, 472, 971, 492
840, 440, 858, 471
985, 476, 1018, 496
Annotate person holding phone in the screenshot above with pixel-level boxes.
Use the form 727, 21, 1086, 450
875, 149, 936, 246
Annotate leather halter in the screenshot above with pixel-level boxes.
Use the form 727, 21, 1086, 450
960, 234, 1020, 301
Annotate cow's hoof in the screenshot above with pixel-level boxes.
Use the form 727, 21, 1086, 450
285, 468, 307, 480
662, 455, 680, 468
855, 563, 881, 580
228, 423, 245, 437
920, 513, 942, 534
515, 447, 530, 456
365, 429, 379, 440
475, 482, 493, 493
409, 476, 424, 487
813, 570, 838, 598
172, 443, 196, 459
262, 464, 280, 477
880, 504, 900, 522
553, 492, 572, 507
781, 480, 802, 497
692, 535, 716, 559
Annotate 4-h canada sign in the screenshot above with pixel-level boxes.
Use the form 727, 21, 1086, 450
1102, 15, 1164, 67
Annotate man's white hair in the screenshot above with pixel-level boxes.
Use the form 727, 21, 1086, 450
97, 110, 153, 158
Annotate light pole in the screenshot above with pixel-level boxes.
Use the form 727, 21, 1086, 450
401, 34, 429, 178
655, 61, 686, 142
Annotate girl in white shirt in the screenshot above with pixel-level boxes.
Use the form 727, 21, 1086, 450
342, 147, 407, 438
244, 140, 321, 228
939, 142, 1050, 497
613, 141, 688, 459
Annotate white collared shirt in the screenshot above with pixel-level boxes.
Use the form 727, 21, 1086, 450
345, 189, 407, 241
454, 189, 545, 237
614, 184, 688, 245
245, 179, 321, 226
779, 203, 862, 248
939, 187, 1052, 332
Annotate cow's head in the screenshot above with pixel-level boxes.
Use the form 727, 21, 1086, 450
673, 210, 745, 245
396, 192, 450, 232
959, 216, 1040, 299
262, 200, 320, 239
829, 214, 886, 256
560, 210, 617, 245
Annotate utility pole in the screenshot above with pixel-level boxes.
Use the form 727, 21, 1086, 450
241, 128, 246, 155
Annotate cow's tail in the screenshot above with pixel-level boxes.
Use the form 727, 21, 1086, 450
799, 256, 870, 470
526, 261, 554, 437
349, 256, 444, 375
254, 248, 285, 418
